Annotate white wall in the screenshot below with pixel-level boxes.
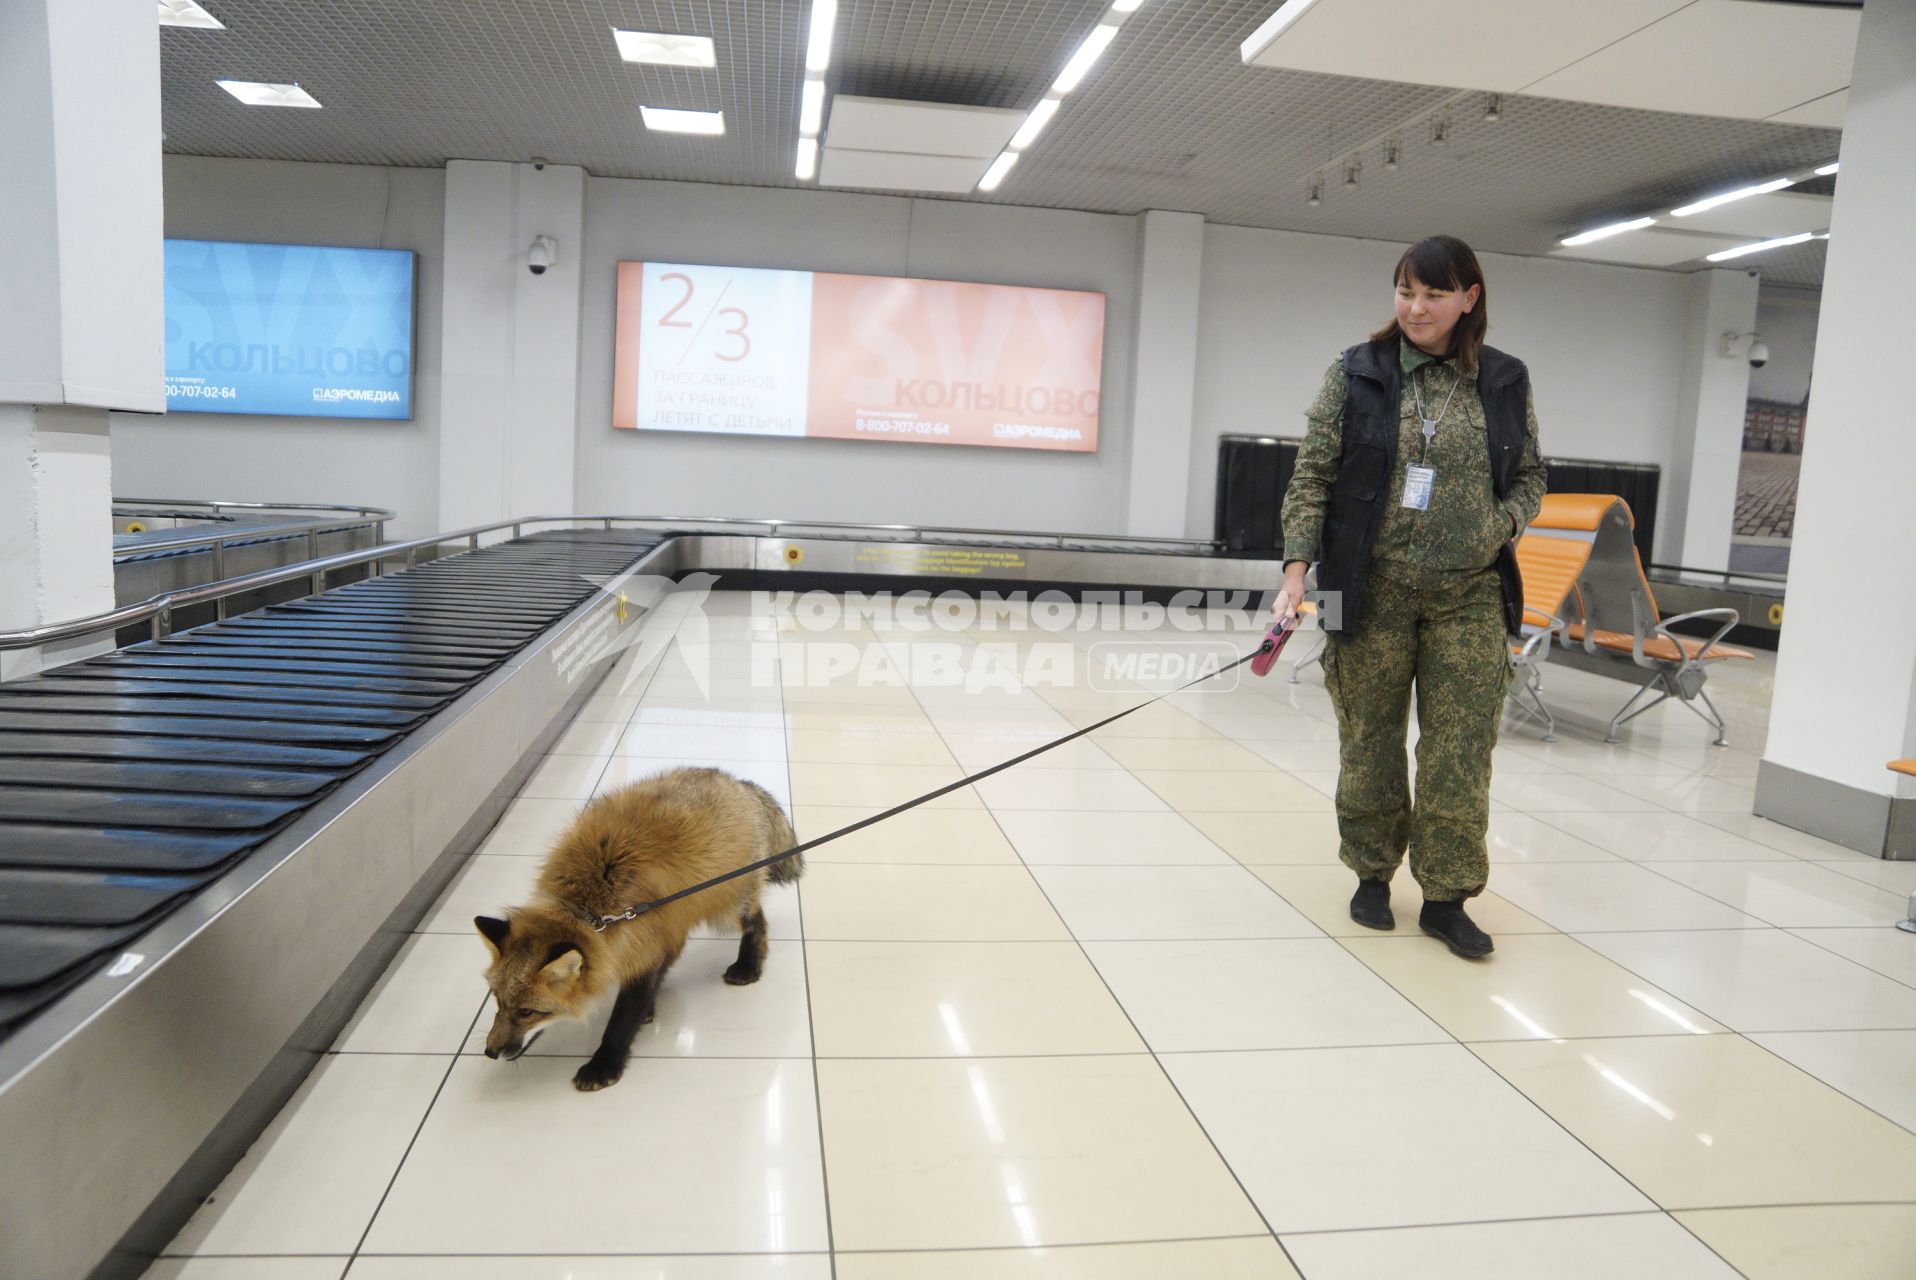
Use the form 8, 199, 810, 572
110, 156, 446, 539
1749, 285, 1821, 405
1188, 225, 1692, 542
573, 178, 1139, 534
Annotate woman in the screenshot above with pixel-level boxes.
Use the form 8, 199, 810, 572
1274, 235, 1546, 958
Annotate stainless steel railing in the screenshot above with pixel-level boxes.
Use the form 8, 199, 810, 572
3, 513, 1226, 651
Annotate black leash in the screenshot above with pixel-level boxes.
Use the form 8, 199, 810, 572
584, 635, 1282, 930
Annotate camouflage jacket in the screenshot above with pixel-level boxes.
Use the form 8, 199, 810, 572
1282, 337, 1547, 574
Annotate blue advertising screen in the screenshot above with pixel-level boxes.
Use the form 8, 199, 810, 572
162, 239, 416, 419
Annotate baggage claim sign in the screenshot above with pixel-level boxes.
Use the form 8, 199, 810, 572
612, 262, 1105, 452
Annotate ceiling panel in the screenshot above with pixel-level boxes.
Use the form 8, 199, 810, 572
1666, 190, 1833, 237
1548, 227, 1751, 268
1525, 0, 1859, 122
819, 148, 993, 192
1240, 0, 1689, 94
824, 97, 1021, 158
1769, 88, 1848, 129
156, 0, 1848, 289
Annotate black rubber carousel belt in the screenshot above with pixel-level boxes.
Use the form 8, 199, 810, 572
104, 646, 498, 676
0, 732, 366, 771
0, 530, 654, 1040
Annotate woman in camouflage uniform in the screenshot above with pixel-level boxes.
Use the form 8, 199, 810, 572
1274, 236, 1546, 958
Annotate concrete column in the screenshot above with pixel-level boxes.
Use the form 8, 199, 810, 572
1123, 210, 1205, 539
0, 0, 164, 676
438, 160, 586, 534
1759, 0, 1916, 858
1659, 268, 1758, 571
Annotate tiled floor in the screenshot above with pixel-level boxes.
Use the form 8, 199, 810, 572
147, 592, 1916, 1279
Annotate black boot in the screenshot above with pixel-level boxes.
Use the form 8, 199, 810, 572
1349, 878, 1394, 930
1420, 899, 1494, 958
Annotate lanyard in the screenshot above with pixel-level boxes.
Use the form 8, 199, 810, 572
1410, 363, 1460, 463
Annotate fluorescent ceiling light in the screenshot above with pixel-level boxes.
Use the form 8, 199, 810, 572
1112, 0, 1147, 11
1671, 177, 1794, 217
796, 137, 818, 181
805, 0, 838, 73
611, 30, 716, 68
800, 79, 826, 135
1052, 24, 1119, 95
1815, 161, 1839, 176
1706, 231, 1814, 262
1240, 0, 1323, 61
1560, 216, 1656, 247
158, 1, 224, 28
978, 152, 1018, 192
1009, 98, 1061, 151
641, 106, 725, 135
216, 80, 321, 108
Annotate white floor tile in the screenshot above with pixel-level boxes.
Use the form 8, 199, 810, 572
833, 1237, 1296, 1279
993, 810, 1234, 865
1086, 938, 1448, 1051
1163, 1043, 1651, 1233
334, 934, 491, 1054
1029, 865, 1323, 940
162, 1055, 448, 1256
1281, 1213, 1740, 1280
1487, 862, 1765, 932
361, 1058, 827, 1254
1746, 1029, 1916, 1134
345, 1258, 830, 1280
1644, 860, 1909, 928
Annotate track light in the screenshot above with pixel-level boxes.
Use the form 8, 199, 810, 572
1483, 94, 1501, 123
1430, 116, 1449, 147
1343, 159, 1360, 190
1383, 138, 1400, 172
1307, 174, 1323, 207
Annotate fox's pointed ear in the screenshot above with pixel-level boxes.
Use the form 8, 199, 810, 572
540, 943, 584, 985
474, 915, 510, 958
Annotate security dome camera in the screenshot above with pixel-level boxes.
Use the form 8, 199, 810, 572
1747, 339, 1769, 369
526, 234, 557, 276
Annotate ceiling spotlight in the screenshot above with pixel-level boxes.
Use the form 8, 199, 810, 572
158, 1, 224, 28
1430, 116, 1449, 147
1343, 160, 1360, 190
1383, 138, 1400, 171
1483, 94, 1501, 123
1307, 174, 1323, 207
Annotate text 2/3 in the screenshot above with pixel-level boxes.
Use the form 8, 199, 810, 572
656, 272, 751, 362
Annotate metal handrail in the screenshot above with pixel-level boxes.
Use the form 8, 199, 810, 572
113, 501, 396, 563
114, 498, 394, 519
3, 513, 1227, 651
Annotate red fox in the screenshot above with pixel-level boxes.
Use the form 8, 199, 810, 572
475, 766, 802, 1091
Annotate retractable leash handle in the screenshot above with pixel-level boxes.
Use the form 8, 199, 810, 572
1249, 618, 1295, 678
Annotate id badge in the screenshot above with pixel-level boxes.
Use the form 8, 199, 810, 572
1402, 465, 1435, 510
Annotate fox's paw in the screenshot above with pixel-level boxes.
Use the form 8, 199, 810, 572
722, 962, 762, 986
572, 1056, 626, 1092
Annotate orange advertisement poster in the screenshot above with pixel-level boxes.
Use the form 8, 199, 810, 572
611, 262, 1103, 452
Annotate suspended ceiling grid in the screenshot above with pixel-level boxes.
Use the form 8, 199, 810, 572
158, 0, 1846, 288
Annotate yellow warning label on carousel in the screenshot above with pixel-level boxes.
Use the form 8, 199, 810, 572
852, 545, 1028, 576
1767, 602, 1783, 626
783, 545, 805, 564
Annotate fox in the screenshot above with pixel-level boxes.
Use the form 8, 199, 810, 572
474, 766, 802, 1091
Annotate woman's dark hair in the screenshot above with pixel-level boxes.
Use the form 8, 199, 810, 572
1370, 235, 1488, 372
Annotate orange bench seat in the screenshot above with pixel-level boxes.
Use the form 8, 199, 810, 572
1565, 624, 1754, 665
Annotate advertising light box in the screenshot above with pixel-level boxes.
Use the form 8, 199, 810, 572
612, 262, 1105, 451
162, 239, 416, 419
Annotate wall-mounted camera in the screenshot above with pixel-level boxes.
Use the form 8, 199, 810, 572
1721, 331, 1768, 369
527, 234, 558, 277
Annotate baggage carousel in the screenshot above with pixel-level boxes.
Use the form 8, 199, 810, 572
0, 515, 1277, 1280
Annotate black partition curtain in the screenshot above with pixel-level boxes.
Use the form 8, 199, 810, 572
1214, 436, 1660, 565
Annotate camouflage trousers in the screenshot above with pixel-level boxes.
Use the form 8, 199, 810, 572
1321, 562, 1511, 901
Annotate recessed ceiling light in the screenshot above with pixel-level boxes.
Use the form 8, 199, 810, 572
800, 79, 826, 135
796, 137, 818, 181
1706, 231, 1815, 263
216, 80, 322, 108
1559, 216, 1656, 247
805, 0, 838, 74
1052, 24, 1119, 95
1009, 98, 1061, 150
641, 105, 725, 135
611, 30, 716, 68
158, 1, 223, 29
978, 152, 1018, 192
1671, 177, 1795, 217
1815, 161, 1839, 176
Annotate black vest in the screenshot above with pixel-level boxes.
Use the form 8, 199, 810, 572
1317, 337, 1529, 638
